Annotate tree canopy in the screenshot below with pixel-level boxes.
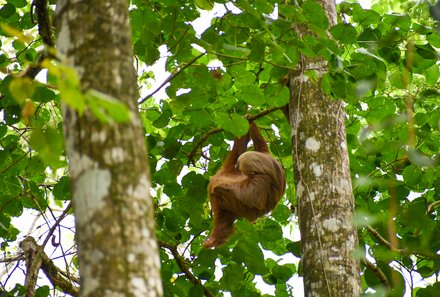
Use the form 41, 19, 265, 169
0, 0, 439, 296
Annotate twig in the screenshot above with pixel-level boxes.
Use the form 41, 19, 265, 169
138, 52, 206, 104
159, 241, 214, 297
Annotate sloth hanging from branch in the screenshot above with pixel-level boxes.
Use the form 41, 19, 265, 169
204, 121, 286, 248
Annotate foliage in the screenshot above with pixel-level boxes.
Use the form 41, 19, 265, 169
0, 0, 439, 296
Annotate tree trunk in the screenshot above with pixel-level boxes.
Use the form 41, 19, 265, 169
289, 0, 361, 296
55, 1, 162, 296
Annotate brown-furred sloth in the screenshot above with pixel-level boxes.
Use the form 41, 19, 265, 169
203, 122, 286, 248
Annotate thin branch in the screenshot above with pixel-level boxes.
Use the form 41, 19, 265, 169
366, 225, 440, 261
426, 200, 440, 214
246, 106, 284, 122
366, 225, 402, 252
138, 52, 206, 104
187, 128, 223, 165
41, 203, 72, 249
362, 258, 390, 289
159, 241, 214, 297
187, 106, 284, 165
40, 251, 79, 296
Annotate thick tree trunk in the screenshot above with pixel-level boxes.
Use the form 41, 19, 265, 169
289, 0, 361, 296
55, 1, 162, 296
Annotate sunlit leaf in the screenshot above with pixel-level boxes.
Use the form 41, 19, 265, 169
194, 0, 214, 11
9, 77, 35, 104
216, 113, 249, 136
29, 127, 64, 169
86, 90, 131, 123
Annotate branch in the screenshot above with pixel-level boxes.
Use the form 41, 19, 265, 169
366, 225, 402, 252
246, 106, 284, 122
138, 52, 206, 104
362, 258, 390, 289
31, 0, 54, 46
19, 237, 41, 297
40, 250, 79, 296
426, 200, 440, 214
159, 241, 214, 297
20, 236, 79, 297
187, 106, 284, 165
187, 128, 223, 166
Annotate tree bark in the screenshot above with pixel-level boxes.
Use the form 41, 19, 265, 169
55, 1, 162, 296
289, 0, 361, 296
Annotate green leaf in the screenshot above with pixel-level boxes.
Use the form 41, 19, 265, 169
7, 0, 28, 8
427, 32, 440, 48
402, 165, 422, 187
272, 264, 293, 283
271, 204, 291, 223
389, 63, 409, 89
0, 3, 15, 18
35, 285, 50, 297
415, 44, 437, 60
21, 182, 47, 210
254, 0, 274, 14
9, 77, 35, 104
153, 109, 172, 128
423, 63, 440, 85
234, 235, 267, 274
358, 28, 381, 44
216, 113, 249, 136
330, 23, 357, 44
249, 36, 265, 61
352, 8, 380, 25
194, 0, 214, 11
29, 127, 64, 169
86, 90, 131, 123
412, 44, 437, 70
220, 263, 244, 291
161, 140, 182, 160
0, 176, 21, 197
239, 85, 265, 105
286, 241, 301, 257
302, 0, 328, 30
53, 177, 72, 200
258, 219, 282, 242
33, 86, 56, 103
264, 85, 290, 107
44, 61, 86, 113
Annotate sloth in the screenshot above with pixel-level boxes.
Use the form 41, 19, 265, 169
203, 122, 286, 248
